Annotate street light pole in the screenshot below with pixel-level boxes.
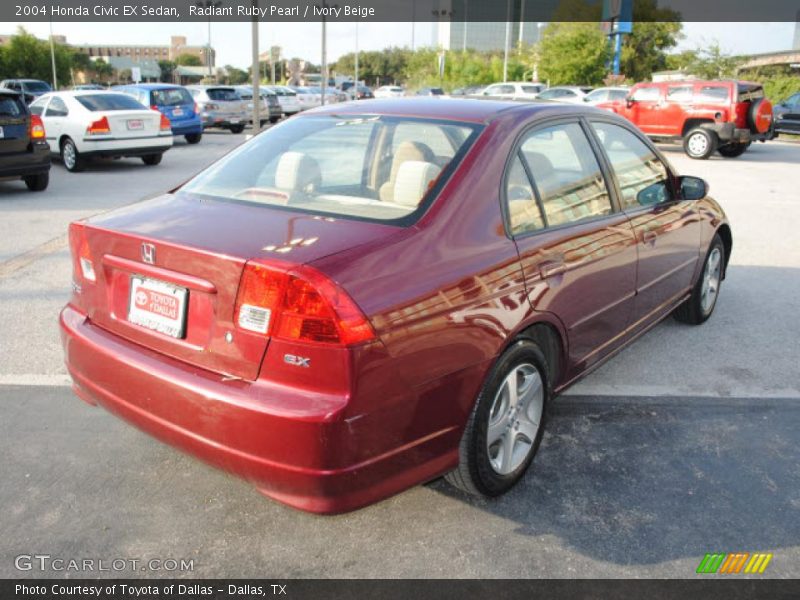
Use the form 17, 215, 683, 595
49, 19, 58, 90
503, 0, 511, 81
194, 1, 222, 81
251, 0, 260, 133
321, 14, 327, 106
354, 22, 359, 88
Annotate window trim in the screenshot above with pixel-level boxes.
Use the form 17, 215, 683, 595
584, 114, 680, 215
500, 115, 622, 241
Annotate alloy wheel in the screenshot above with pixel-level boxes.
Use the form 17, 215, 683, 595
486, 363, 544, 475
701, 247, 722, 314
63, 142, 76, 170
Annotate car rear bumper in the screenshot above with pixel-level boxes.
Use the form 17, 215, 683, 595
774, 119, 800, 134
79, 134, 173, 157
59, 305, 457, 514
201, 112, 246, 128
0, 142, 50, 177
170, 119, 203, 135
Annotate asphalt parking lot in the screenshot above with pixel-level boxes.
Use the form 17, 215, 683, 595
1, 132, 798, 578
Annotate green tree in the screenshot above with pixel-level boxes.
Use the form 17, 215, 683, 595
223, 65, 249, 85
175, 53, 202, 67
685, 42, 742, 79
2, 27, 73, 88
538, 23, 610, 86
158, 60, 177, 83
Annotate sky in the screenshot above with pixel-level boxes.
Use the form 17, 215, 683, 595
5, 21, 797, 69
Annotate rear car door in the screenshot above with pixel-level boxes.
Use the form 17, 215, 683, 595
43, 96, 69, 148
589, 119, 701, 327
507, 119, 638, 375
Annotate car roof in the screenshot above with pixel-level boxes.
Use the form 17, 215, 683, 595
301, 97, 606, 125
118, 83, 185, 90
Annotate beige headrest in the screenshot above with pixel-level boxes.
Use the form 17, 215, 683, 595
393, 161, 441, 208
275, 151, 321, 192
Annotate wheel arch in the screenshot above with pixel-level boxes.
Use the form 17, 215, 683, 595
682, 118, 715, 137
716, 223, 733, 279
515, 319, 567, 392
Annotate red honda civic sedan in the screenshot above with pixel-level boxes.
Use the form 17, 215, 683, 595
60, 98, 731, 513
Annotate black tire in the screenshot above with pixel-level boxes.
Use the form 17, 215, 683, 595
141, 154, 162, 166
184, 133, 202, 144
23, 172, 49, 192
718, 143, 748, 158
683, 127, 718, 160
229, 124, 245, 134
674, 233, 725, 325
445, 339, 550, 497
60, 138, 85, 172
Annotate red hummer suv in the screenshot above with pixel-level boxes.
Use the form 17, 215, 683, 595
598, 79, 774, 159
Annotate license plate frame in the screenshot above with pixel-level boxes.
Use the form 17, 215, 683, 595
128, 276, 188, 339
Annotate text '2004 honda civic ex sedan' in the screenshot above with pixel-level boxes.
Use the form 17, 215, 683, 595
60, 98, 731, 513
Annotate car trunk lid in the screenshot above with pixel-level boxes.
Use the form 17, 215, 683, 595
102, 110, 161, 138
73, 193, 399, 380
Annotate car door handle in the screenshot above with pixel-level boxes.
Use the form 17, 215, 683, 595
641, 230, 657, 244
538, 261, 566, 279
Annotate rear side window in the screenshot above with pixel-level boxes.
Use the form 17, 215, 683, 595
76, 94, 145, 111
45, 97, 69, 117
506, 154, 543, 235
0, 95, 25, 117
667, 86, 692, 101
24, 81, 51, 93
592, 121, 671, 209
519, 122, 612, 227
696, 86, 729, 103
152, 88, 193, 106
207, 88, 239, 101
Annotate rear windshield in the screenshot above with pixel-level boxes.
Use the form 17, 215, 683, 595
152, 88, 193, 106
181, 115, 481, 223
76, 94, 145, 111
0, 95, 25, 117
207, 88, 239, 101
24, 81, 51, 92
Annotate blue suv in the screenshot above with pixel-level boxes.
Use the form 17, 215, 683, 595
114, 84, 203, 144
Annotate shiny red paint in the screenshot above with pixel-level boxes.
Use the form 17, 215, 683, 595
60, 99, 731, 513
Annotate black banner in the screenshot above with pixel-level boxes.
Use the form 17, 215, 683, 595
5, 0, 800, 22
3, 579, 800, 600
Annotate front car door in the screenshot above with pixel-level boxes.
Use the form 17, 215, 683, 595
506, 119, 638, 378
625, 85, 665, 134
589, 118, 702, 329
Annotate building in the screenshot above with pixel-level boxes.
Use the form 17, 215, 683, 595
433, 0, 546, 51
75, 36, 215, 67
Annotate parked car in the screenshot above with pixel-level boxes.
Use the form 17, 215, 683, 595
29, 91, 172, 172
481, 82, 546, 100
0, 79, 52, 104
115, 84, 203, 144
72, 84, 106, 91
535, 86, 593, 103
583, 86, 629, 105
416, 87, 445, 96
61, 98, 731, 514
267, 85, 302, 116
186, 85, 248, 134
0, 88, 50, 191
374, 85, 405, 98
347, 85, 374, 100
451, 85, 485, 96
598, 79, 774, 159
773, 91, 800, 135
290, 86, 322, 110
234, 85, 282, 124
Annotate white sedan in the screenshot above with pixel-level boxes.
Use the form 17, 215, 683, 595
535, 86, 594, 104
374, 85, 405, 98
29, 91, 173, 172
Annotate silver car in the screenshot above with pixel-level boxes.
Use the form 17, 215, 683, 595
186, 85, 248, 133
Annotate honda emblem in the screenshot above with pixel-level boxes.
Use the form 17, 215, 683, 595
141, 243, 156, 265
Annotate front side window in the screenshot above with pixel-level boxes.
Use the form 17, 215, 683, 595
181, 115, 480, 223
519, 122, 612, 227
632, 86, 661, 102
592, 121, 671, 209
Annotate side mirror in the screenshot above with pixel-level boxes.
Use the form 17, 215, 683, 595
679, 175, 708, 200
626, 97, 636, 108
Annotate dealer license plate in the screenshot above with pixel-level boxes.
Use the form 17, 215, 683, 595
128, 276, 187, 339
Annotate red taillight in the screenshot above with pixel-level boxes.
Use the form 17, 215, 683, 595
159, 112, 171, 131
86, 116, 111, 135
193, 102, 199, 115
234, 261, 375, 346
68, 222, 96, 282
29, 114, 46, 140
